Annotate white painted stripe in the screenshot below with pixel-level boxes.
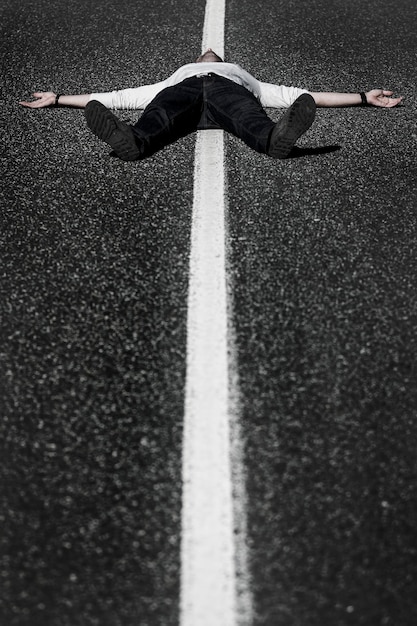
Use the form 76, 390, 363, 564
180, 1, 242, 625
181, 130, 235, 626
201, 0, 225, 56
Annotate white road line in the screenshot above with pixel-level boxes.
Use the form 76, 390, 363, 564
181, 131, 235, 626
180, 0, 242, 625
201, 0, 225, 54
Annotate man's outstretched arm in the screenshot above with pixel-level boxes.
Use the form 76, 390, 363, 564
20, 81, 165, 110
20, 92, 91, 108
309, 89, 403, 108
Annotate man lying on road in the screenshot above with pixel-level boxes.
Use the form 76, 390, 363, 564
20, 48, 403, 161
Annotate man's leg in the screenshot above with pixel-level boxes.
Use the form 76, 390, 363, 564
85, 78, 203, 161
131, 78, 204, 158
85, 101, 141, 161
205, 76, 315, 158
267, 94, 316, 159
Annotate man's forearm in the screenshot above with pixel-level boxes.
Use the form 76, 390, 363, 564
309, 92, 363, 107
309, 89, 403, 108
19, 91, 92, 109
56, 94, 91, 107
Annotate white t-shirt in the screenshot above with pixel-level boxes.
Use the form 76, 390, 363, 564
89, 62, 308, 110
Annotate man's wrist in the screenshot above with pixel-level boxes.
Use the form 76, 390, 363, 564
54, 93, 62, 107
359, 91, 368, 106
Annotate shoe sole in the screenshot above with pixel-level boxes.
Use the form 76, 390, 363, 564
268, 93, 316, 159
85, 100, 140, 161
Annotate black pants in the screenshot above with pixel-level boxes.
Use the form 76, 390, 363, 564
131, 74, 276, 159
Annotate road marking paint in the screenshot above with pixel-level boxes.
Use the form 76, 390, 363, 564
180, 0, 250, 625
181, 130, 235, 625
201, 0, 225, 55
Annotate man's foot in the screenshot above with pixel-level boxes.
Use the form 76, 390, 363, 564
84, 100, 140, 161
267, 93, 316, 159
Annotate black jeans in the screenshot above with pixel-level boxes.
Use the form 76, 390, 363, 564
131, 74, 276, 159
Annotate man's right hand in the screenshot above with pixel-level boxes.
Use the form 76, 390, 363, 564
19, 92, 57, 108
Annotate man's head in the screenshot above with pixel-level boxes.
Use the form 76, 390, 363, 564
195, 48, 224, 63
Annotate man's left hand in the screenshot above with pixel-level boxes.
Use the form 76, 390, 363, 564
366, 89, 403, 107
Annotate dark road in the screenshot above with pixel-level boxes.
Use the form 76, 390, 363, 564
1, 0, 417, 624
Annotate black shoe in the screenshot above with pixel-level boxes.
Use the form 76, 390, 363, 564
267, 93, 316, 159
85, 100, 140, 161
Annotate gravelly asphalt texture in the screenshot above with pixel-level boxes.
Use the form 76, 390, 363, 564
227, 0, 417, 624
2, 1, 204, 625
1, 0, 417, 624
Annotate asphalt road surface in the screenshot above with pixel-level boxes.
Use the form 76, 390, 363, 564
1, 0, 417, 624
